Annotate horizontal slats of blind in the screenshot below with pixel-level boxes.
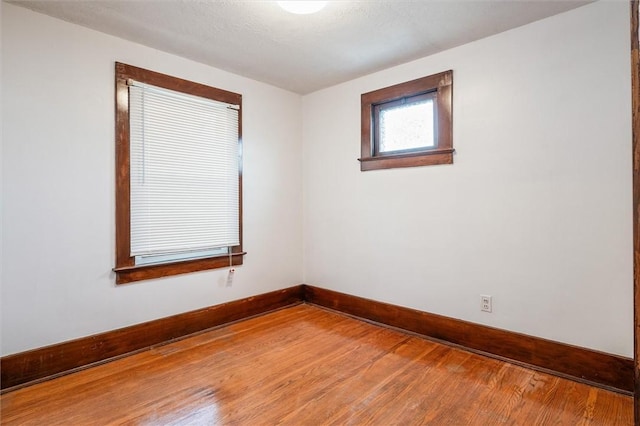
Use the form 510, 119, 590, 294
129, 81, 239, 257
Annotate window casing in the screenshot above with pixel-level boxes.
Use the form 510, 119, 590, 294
359, 70, 453, 171
114, 63, 244, 284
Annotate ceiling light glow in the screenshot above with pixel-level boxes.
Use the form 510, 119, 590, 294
277, 1, 327, 15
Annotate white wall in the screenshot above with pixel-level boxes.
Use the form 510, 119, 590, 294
1, 3, 303, 356
2, 1, 634, 360
0, 0, 4, 356
302, 1, 633, 357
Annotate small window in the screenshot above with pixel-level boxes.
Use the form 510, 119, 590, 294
114, 63, 244, 284
359, 70, 453, 171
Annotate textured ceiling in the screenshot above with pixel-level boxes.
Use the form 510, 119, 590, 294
8, 0, 590, 94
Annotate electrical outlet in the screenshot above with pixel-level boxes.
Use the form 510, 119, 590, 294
481, 295, 492, 313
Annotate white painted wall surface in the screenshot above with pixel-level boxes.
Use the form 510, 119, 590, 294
2, 1, 634, 359
302, 1, 633, 357
1, 4, 303, 356
0, 1, 4, 355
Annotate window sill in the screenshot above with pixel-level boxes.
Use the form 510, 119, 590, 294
114, 252, 246, 284
358, 148, 454, 171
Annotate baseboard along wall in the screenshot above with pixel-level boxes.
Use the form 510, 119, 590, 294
303, 285, 633, 394
0, 286, 304, 392
1, 284, 632, 394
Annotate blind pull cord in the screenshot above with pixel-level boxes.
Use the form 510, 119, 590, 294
226, 247, 235, 287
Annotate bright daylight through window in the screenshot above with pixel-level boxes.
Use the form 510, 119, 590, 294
360, 70, 453, 171
376, 93, 435, 153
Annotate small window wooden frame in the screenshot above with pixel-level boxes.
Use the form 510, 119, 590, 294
114, 62, 245, 284
359, 70, 453, 171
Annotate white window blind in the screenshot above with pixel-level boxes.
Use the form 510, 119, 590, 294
128, 80, 240, 261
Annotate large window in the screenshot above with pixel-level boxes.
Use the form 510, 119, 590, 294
359, 70, 453, 171
114, 63, 244, 284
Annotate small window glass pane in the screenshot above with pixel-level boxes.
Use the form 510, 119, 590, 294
379, 99, 434, 153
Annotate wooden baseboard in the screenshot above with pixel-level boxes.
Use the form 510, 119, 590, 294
0, 286, 304, 392
303, 285, 634, 394
2, 283, 632, 395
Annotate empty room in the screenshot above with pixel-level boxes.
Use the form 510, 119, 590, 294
2, 0, 639, 424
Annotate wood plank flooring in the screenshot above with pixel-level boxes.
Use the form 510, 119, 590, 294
0, 304, 632, 425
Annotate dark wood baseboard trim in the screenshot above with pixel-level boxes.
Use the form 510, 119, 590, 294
303, 285, 634, 394
0, 286, 304, 392
2, 283, 632, 395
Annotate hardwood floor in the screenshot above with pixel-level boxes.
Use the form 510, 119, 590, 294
0, 305, 632, 425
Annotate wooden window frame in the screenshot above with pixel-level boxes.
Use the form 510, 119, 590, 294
359, 70, 453, 171
114, 62, 244, 284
